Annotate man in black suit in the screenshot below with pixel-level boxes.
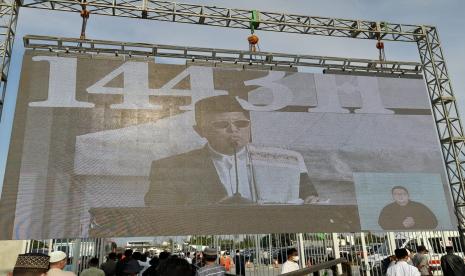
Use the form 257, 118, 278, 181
378, 186, 438, 230
144, 95, 318, 206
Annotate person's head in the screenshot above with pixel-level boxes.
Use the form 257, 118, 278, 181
416, 245, 428, 254
124, 249, 133, 258
202, 248, 218, 263
236, 250, 240, 255
108, 253, 117, 261
49, 251, 68, 270
158, 257, 194, 276
225, 251, 230, 256
391, 186, 410, 206
186, 252, 190, 257
12, 253, 50, 276
286, 248, 299, 262
132, 252, 142, 261
88, 257, 99, 267
394, 248, 409, 261
194, 96, 251, 155
446, 246, 454, 254
158, 251, 171, 260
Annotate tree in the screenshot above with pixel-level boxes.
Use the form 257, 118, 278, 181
188, 235, 214, 246
260, 234, 295, 248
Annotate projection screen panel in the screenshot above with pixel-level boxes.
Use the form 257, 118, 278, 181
0, 50, 455, 239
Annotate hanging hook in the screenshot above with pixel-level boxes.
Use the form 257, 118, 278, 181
376, 39, 385, 62
80, 1, 90, 39
248, 10, 261, 61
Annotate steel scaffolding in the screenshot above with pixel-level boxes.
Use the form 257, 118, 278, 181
20, 0, 424, 42
22, 35, 422, 76
417, 27, 465, 238
1, 0, 465, 245
0, 0, 19, 120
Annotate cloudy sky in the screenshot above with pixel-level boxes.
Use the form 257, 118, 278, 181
0, 0, 464, 189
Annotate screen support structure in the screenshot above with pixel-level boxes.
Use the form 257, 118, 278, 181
417, 26, 465, 238
21, 35, 422, 77
1, 0, 465, 243
0, 0, 19, 120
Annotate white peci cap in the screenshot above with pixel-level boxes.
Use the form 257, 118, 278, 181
49, 251, 67, 263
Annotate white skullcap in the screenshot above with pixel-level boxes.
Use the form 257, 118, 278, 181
49, 251, 67, 263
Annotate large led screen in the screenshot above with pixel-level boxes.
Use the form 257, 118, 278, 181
0, 50, 455, 239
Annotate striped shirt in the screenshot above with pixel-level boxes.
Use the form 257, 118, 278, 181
196, 264, 226, 276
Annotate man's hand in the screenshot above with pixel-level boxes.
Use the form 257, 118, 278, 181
403, 216, 415, 228
304, 196, 330, 204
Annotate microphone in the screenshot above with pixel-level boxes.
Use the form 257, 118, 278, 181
217, 142, 255, 205
233, 145, 240, 197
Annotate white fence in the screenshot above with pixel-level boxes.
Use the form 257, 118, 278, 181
25, 231, 464, 275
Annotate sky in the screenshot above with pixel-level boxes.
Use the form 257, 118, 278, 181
1, 0, 464, 193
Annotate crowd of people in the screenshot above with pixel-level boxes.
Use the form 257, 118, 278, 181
7, 247, 251, 276
381, 246, 465, 276
8, 244, 465, 276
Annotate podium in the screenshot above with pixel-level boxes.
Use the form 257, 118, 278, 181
88, 204, 360, 237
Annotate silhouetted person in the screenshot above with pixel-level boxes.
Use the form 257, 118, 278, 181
116, 249, 141, 276
234, 250, 245, 276
441, 246, 465, 276
101, 253, 117, 276
158, 257, 194, 276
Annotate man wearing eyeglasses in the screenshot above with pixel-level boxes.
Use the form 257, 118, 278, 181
144, 95, 319, 206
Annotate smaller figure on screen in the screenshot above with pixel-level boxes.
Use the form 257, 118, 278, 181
144, 95, 320, 206
378, 186, 438, 230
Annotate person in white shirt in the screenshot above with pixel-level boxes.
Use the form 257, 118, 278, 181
134, 252, 150, 276
387, 248, 420, 276
185, 252, 193, 264
281, 248, 300, 274
47, 251, 76, 276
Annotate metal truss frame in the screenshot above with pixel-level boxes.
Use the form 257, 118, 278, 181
0, 0, 19, 120
20, 0, 425, 42
417, 27, 465, 237
23, 35, 422, 76
0, 0, 465, 243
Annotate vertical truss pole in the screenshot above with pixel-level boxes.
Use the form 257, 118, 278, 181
0, 0, 20, 122
417, 26, 465, 245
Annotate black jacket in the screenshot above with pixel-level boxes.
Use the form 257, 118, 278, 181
441, 253, 465, 276
145, 146, 317, 206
